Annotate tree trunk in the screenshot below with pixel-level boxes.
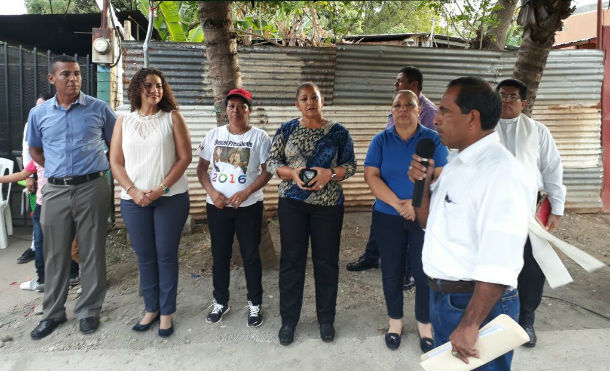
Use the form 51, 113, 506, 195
198, 1, 278, 269
513, 0, 574, 115
482, 0, 519, 51
199, 1, 241, 125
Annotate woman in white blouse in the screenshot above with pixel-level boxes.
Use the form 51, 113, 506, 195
109, 68, 191, 338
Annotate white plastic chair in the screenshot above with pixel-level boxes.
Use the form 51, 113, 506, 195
0, 158, 14, 249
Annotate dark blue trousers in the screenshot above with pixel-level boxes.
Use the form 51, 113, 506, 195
372, 210, 429, 322
121, 192, 189, 315
363, 211, 412, 278
32, 204, 44, 283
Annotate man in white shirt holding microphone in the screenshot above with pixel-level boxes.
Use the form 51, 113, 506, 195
409, 77, 535, 370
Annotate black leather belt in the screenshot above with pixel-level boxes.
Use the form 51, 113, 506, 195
428, 278, 475, 293
48, 171, 105, 186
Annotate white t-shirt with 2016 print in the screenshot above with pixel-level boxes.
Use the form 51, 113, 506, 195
198, 124, 271, 207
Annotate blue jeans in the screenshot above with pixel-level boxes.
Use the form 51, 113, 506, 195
429, 288, 520, 371
32, 204, 44, 283
121, 192, 190, 315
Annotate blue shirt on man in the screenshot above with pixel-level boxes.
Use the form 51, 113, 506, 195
26, 92, 116, 178
364, 124, 448, 216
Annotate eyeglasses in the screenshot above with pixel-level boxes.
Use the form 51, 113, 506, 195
499, 93, 521, 102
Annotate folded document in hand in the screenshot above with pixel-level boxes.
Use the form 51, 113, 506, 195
420, 314, 529, 371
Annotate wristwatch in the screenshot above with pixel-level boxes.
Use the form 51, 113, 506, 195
330, 168, 337, 181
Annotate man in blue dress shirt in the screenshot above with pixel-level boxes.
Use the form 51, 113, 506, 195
27, 55, 116, 340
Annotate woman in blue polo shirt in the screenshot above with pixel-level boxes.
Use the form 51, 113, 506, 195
364, 90, 448, 352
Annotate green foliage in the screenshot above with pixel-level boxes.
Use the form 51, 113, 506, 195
187, 25, 204, 42
360, 1, 438, 35
505, 23, 523, 47
422, 0, 519, 47
137, 0, 168, 39
25, 0, 136, 14
134, 1, 451, 45
138, 0, 197, 42
132, 0, 519, 48
157, 1, 187, 41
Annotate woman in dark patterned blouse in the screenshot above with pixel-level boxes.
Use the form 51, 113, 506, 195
268, 82, 356, 346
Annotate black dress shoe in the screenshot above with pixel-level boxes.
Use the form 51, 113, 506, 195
346, 256, 379, 271
158, 321, 174, 338
522, 325, 537, 347
385, 332, 402, 350
278, 324, 295, 346
31, 317, 66, 340
17, 248, 35, 264
132, 313, 160, 332
79, 317, 100, 334
418, 332, 435, 353
319, 323, 335, 342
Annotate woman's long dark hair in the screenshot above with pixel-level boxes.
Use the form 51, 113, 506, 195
128, 67, 178, 112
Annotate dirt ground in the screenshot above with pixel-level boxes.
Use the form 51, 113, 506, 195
0, 211, 608, 370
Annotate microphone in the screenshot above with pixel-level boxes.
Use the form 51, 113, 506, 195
412, 138, 435, 208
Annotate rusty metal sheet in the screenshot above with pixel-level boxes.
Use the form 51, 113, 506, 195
118, 43, 604, 213
122, 41, 336, 106
113, 105, 388, 222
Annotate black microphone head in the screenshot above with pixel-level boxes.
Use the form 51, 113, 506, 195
415, 138, 435, 158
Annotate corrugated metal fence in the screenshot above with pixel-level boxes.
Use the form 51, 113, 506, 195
119, 42, 604, 220
123, 42, 336, 105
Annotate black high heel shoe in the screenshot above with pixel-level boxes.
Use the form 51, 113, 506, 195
158, 320, 174, 338
132, 313, 160, 332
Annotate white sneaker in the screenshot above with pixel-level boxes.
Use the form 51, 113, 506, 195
20, 280, 44, 292
34, 304, 43, 315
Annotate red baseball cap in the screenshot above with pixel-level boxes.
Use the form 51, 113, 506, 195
225, 88, 252, 107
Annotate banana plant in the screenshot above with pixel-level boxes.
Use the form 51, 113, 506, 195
137, 0, 187, 42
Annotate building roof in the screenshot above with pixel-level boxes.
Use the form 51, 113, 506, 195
342, 32, 469, 48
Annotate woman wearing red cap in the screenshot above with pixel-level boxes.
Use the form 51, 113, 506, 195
196, 88, 272, 328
